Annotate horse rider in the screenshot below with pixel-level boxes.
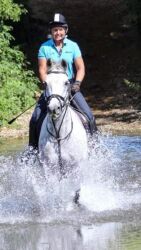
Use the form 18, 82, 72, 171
29, 13, 97, 150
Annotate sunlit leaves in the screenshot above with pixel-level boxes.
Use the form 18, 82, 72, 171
0, 1, 38, 124
0, 0, 26, 21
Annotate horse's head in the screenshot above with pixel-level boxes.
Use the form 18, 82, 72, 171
45, 59, 70, 119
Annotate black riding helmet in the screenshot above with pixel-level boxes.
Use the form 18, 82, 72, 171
49, 13, 68, 30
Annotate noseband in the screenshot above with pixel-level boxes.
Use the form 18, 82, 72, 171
46, 94, 67, 111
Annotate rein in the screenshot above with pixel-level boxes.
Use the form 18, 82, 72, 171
46, 105, 73, 142
46, 103, 73, 176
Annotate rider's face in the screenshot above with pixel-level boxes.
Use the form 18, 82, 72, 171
51, 27, 66, 41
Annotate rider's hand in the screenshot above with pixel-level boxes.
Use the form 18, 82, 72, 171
42, 81, 47, 89
71, 81, 81, 94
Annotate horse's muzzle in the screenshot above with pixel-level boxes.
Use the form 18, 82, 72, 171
48, 99, 62, 118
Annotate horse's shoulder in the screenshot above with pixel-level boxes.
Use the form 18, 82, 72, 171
69, 106, 88, 125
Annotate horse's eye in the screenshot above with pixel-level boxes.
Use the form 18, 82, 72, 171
65, 80, 70, 86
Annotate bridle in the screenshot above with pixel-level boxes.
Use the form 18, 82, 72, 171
45, 70, 72, 139
46, 94, 68, 112
45, 70, 73, 175
45, 70, 71, 111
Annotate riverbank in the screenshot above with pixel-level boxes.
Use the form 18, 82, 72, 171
94, 108, 141, 135
0, 108, 141, 139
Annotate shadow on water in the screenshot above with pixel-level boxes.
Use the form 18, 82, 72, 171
0, 133, 141, 249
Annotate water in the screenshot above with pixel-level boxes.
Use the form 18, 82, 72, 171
0, 134, 141, 249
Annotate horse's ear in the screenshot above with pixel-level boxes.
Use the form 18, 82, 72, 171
47, 59, 52, 67
61, 60, 67, 70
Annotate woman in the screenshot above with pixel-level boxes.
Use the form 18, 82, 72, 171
29, 13, 97, 149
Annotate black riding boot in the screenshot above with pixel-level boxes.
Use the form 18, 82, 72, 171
29, 120, 38, 149
21, 121, 38, 163
89, 116, 98, 135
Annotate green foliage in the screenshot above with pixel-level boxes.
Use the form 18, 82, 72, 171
0, 0, 39, 125
0, 0, 26, 21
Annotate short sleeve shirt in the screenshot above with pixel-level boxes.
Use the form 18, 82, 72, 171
38, 38, 82, 79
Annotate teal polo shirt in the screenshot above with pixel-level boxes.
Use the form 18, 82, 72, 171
38, 38, 82, 79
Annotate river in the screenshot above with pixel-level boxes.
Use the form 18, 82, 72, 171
0, 134, 141, 250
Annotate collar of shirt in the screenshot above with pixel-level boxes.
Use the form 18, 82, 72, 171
50, 38, 68, 48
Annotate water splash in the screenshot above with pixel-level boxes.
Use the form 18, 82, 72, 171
79, 135, 141, 212
0, 134, 141, 224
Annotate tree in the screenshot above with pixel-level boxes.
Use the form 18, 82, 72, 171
0, 0, 38, 124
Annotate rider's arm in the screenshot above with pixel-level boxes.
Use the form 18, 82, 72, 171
74, 56, 85, 84
38, 58, 47, 84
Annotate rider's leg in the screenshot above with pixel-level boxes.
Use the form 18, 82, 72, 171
71, 91, 97, 135
29, 93, 47, 148
29, 110, 40, 148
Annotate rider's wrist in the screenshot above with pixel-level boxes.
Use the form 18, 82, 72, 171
41, 81, 47, 90
74, 80, 81, 85
42, 81, 46, 85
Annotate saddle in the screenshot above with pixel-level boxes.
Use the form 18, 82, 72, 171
72, 107, 90, 131
70, 97, 90, 132
70, 96, 97, 135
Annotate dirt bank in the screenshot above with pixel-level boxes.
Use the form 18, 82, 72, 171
0, 107, 140, 139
